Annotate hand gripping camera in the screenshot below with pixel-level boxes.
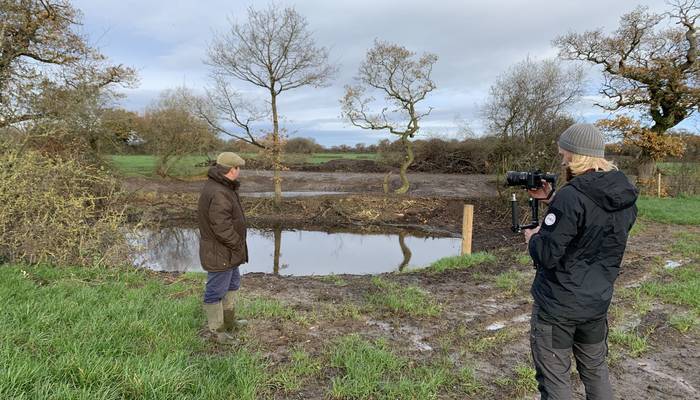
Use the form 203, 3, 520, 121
505, 170, 557, 233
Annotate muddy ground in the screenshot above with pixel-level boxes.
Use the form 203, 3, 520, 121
157, 222, 698, 400
127, 171, 699, 399
123, 170, 499, 198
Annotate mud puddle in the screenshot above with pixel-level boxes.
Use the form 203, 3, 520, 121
133, 227, 462, 275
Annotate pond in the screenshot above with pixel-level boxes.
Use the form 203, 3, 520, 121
133, 228, 462, 276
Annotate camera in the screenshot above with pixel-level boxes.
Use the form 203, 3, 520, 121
506, 170, 557, 233
505, 170, 557, 190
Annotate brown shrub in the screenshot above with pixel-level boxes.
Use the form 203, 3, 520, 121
0, 146, 134, 267
410, 138, 495, 174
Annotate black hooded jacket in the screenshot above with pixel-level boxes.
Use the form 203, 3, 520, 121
529, 170, 638, 323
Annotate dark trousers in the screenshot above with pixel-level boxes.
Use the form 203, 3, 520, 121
530, 304, 613, 400
203, 267, 241, 304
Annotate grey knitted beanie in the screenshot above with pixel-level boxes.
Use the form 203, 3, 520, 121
558, 123, 606, 158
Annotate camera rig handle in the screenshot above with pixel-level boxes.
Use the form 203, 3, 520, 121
510, 190, 553, 233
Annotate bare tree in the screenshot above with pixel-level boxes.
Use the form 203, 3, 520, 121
482, 57, 583, 172
0, 0, 136, 165
206, 4, 336, 207
196, 76, 269, 149
341, 40, 437, 194
554, 1, 700, 179
0, 0, 134, 129
483, 57, 583, 141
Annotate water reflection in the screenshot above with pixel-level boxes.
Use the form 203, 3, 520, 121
398, 232, 412, 272
273, 227, 282, 275
133, 227, 461, 276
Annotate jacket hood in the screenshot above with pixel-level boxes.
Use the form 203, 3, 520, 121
568, 170, 638, 211
207, 165, 240, 191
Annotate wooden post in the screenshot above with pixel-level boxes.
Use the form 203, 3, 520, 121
461, 204, 473, 255
657, 172, 662, 198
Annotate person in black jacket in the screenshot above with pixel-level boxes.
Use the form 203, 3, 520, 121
523, 123, 638, 400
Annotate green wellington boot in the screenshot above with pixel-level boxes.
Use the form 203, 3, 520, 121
222, 291, 249, 332
202, 301, 236, 344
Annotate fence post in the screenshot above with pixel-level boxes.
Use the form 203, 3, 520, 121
657, 171, 662, 198
461, 204, 473, 255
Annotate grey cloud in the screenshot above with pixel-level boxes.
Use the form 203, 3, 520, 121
73, 0, 693, 144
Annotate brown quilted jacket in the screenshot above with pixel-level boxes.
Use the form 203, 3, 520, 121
197, 165, 248, 272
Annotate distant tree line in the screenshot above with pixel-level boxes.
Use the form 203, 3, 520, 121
3, 0, 700, 187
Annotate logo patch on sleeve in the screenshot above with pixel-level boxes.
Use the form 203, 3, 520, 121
544, 213, 557, 226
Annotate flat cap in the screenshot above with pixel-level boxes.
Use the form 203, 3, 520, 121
216, 152, 245, 168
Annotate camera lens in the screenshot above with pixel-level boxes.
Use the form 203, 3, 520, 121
505, 171, 528, 187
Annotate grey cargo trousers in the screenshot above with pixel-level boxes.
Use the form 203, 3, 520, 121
530, 304, 613, 400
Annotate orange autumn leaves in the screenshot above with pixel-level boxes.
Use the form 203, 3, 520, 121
596, 116, 686, 162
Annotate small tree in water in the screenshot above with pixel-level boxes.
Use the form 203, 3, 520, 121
341, 40, 437, 194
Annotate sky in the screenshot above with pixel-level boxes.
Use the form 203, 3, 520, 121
72, 0, 691, 146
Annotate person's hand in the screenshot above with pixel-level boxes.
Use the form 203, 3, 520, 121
527, 181, 553, 204
523, 225, 541, 244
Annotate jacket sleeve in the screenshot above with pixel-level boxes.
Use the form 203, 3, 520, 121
208, 191, 241, 249
528, 187, 581, 270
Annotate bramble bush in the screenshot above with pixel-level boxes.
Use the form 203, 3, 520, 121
0, 144, 133, 267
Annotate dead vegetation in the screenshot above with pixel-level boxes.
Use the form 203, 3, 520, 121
0, 147, 133, 267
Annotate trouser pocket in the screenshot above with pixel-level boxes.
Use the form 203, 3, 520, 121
530, 307, 574, 399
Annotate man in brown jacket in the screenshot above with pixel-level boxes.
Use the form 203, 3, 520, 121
198, 152, 248, 343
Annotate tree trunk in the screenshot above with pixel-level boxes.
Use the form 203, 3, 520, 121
156, 154, 172, 177
270, 92, 283, 208
382, 171, 392, 194
636, 153, 656, 183
395, 134, 414, 194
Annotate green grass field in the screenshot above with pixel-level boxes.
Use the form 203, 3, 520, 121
636, 196, 700, 225
107, 153, 378, 178
657, 161, 700, 175
0, 266, 269, 399
304, 153, 377, 164
108, 155, 211, 178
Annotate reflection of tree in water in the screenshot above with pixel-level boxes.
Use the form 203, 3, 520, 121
397, 231, 412, 272
253, 228, 283, 275
145, 228, 198, 272
273, 226, 282, 275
